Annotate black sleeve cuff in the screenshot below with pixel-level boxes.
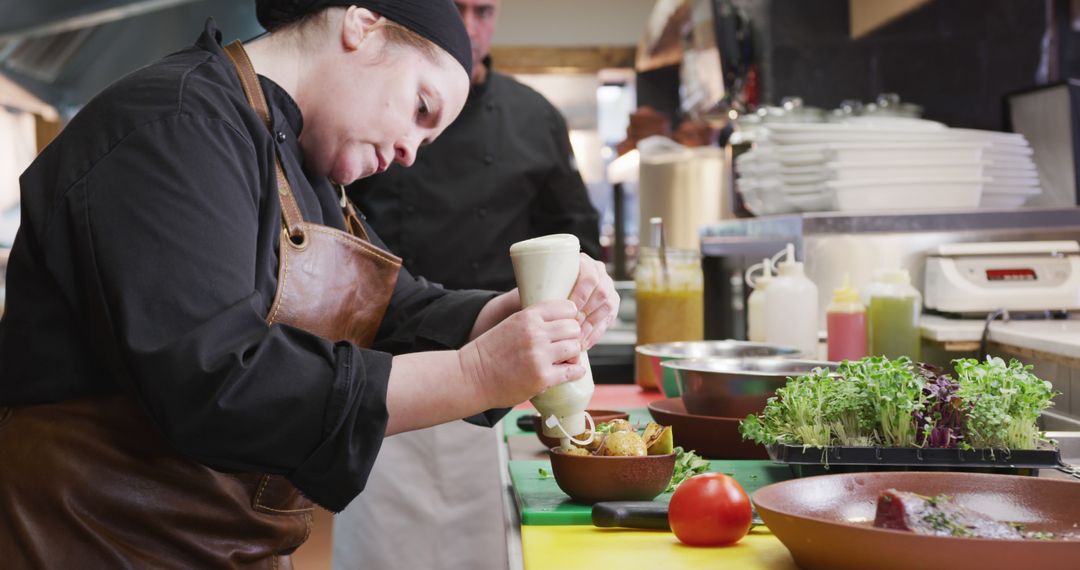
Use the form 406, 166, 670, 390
287, 345, 391, 512
463, 407, 512, 428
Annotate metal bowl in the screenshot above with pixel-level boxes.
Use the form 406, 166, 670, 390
636, 341, 802, 397
662, 357, 838, 418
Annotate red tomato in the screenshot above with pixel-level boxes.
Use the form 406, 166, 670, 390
668, 473, 752, 546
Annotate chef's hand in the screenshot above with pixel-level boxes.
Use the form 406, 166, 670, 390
569, 253, 619, 350
459, 299, 586, 408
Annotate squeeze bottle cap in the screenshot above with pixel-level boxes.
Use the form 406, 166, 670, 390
831, 273, 860, 304
878, 269, 911, 286
775, 243, 804, 275
776, 243, 797, 266
758, 257, 773, 285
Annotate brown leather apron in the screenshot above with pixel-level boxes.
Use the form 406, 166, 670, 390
0, 41, 401, 569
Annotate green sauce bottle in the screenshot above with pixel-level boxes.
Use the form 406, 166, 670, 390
866, 269, 921, 361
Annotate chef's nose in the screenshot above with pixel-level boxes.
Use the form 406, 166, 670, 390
460, 9, 479, 36
394, 140, 417, 168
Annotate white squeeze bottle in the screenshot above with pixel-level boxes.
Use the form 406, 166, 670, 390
746, 257, 773, 343
764, 243, 819, 358
509, 234, 595, 451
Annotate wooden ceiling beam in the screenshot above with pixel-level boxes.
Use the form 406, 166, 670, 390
490, 46, 637, 75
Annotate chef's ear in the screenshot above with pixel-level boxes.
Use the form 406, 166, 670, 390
341, 6, 381, 51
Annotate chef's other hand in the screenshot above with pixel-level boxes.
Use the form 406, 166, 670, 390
569, 253, 619, 350
459, 299, 585, 409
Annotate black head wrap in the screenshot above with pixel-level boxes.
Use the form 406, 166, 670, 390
255, 0, 472, 77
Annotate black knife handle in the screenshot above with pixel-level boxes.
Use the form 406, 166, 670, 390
516, 414, 537, 432
592, 501, 670, 530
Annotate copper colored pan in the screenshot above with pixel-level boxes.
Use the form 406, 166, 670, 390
753, 472, 1080, 570
647, 397, 767, 459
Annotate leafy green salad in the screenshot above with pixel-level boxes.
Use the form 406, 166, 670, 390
739, 356, 1057, 451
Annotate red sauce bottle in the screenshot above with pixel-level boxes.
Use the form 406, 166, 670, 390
826, 277, 867, 362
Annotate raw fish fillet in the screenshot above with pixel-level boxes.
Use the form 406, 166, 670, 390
873, 489, 1024, 540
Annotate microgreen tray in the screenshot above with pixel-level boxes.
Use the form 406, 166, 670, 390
766, 443, 1064, 477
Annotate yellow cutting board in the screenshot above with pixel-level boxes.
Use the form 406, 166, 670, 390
522, 525, 798, 570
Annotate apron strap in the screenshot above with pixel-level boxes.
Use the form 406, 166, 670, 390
338, 185, 371, 241
223, 40, 306, 240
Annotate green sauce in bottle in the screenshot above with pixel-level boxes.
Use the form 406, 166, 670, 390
866, 270, 921, 361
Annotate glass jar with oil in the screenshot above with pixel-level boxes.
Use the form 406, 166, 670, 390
634, 247, 704, 390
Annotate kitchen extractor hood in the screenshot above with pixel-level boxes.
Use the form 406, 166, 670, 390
0, 0, 264, 114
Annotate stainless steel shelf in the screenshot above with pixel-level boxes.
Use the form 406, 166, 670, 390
701, 207, 1080, 256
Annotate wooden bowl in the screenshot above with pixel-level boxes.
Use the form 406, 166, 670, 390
753, 471, 1080, 570
548, 447, 676, 504
532, 409, 630, 450
647, 397, 768, 460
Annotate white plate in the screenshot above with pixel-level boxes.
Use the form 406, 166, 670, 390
766, 119, 946, 134
979, 194, 1033, 209
826, 179, 984, 212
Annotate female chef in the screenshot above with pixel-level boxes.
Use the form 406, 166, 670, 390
0, 1, 617, 567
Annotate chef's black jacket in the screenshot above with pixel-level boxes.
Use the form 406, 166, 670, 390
0, 21, 501, 512
347, 61, 601, 292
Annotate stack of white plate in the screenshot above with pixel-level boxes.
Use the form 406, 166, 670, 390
734, 117, 1041, 215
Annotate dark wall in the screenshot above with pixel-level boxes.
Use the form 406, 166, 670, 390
636, 64, 682, 123
762, 0, 1048, 130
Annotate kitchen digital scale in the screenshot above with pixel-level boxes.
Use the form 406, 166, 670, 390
924, 240, 1080, 315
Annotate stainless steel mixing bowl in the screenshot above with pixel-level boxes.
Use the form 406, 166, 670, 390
662, 357, 838, 417
636, 341, 801, 397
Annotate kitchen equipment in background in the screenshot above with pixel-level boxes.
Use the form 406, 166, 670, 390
744, 257, 772, 342
637, 137, 728, 250
663, 357, 838, 418
510, 234, 595, 443
858, 92, 923, 119
1007, 81, 1080, 208
699, 209, 1080, 343
764, 244, 818, 357
613, 280, 637, 323
734, 116, 1042, 215
634, 224, 705, 390
636, 340, 800, 397
924, 241, 1080, 315
826, 178, 984, 212
754, 472, 1080, 570
647, 398, 768, 459
826, 275, 866, 362
865, 269, 922, 361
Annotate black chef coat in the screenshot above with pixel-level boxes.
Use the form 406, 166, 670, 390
347, 60, 601, 292
0, 21, 500, 512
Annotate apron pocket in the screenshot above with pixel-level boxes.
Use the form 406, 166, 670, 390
252, 474, 314, 514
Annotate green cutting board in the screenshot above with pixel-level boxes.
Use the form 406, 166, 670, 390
509, 459, 792, 526
501, 407, 656, 440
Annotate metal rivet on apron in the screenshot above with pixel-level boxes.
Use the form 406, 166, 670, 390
276, 131, 287, 143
